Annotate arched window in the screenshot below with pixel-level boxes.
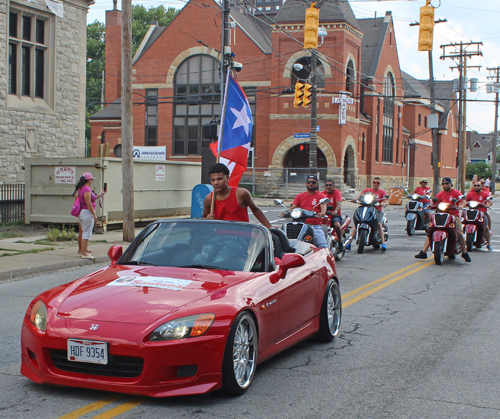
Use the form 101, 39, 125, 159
291, 56, 325, 89
382, 72, 395, 162
173, 55, 221, 155
346, 60, 355, 94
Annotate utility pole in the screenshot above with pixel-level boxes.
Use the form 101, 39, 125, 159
121, 0, 135, 241
440, 41, 483, 191
487, 66, 500, 195
309, 51, 317, 173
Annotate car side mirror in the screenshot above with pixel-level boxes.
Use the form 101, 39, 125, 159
108, 245, 123, 266
270, 253, 306, 283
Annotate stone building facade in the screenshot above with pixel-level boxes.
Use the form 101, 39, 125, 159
0, 0, 91, 184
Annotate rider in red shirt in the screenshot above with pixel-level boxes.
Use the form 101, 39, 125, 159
353, 177, 388, 251
466, 181, 492, 251
410, 179, 432, 223
202, 163, 272, 228
415, 177, 471, 261
322, 180, 343, 250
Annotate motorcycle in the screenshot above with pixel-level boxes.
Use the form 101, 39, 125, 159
352, 193, 389, 254
462, 197, 493, 251
428, 198, 465, 265
274, 198, 334, 251
324, 204, 353, 261
404, 191, 432, 236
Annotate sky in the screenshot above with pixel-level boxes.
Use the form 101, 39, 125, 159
86, 0, 500, 134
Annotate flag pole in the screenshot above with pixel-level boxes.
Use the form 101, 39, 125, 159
210, 68, 232, 216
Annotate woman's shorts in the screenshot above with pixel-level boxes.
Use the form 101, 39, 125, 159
78, 209, 95, 240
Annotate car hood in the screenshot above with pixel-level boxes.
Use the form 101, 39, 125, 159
56, 266, 255, 324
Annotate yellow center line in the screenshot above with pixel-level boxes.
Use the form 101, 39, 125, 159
343, 260, 434, 308
90, 399, 145, 419
57, 397, 118, 419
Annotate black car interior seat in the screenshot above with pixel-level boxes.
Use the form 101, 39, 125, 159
270, 228, 294, 254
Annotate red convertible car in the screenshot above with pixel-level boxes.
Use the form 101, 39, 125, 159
21, 219, 341, 397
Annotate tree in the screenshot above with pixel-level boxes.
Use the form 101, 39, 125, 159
466, 162, 491, 180
85, 6, 179, 153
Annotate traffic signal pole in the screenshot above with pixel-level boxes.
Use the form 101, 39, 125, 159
309, 52, 317, 173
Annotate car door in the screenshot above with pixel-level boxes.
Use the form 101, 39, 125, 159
276, 258, 321, 341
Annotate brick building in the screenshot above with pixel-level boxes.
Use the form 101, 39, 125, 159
1, 0, 92, 184
90, 0, 459, 191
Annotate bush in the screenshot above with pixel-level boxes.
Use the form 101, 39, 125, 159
466, 162, 491, 180
46, 225, 77, 242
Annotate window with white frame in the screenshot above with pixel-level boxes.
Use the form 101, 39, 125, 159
8, 6, 54, 110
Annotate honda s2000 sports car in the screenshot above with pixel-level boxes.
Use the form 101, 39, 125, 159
21, 219, 341, 397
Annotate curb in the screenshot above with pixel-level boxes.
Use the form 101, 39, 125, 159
0, 256, 109, 283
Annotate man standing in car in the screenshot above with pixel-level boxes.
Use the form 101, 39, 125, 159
202, 163, 272, 229
322, 179, 343, 251
289, 175, 328, 249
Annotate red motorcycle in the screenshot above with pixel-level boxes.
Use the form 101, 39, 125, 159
428, 198, 465, 265
463, 198, 492, 251
323, 205, 353, 261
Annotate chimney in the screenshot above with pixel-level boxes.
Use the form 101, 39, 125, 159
105, 9, 122, 105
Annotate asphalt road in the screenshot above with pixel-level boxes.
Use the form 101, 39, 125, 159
2, 204, 500, 418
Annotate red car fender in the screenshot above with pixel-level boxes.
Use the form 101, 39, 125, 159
432, 230, 448, 242
465, 224, 477, 234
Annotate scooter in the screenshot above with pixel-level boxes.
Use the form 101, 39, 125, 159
428, 198, 465, 265
404, 191, 432, 236
462, 197, 493, 251
352, 193, 389, 254
274, 198, 334, 251
324, 205, 353, 261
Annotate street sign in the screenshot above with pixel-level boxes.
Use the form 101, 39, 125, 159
294, 133, 310, 138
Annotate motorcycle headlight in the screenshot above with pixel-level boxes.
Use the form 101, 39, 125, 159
30, 300, 47, 332
411, 194, 419, 200
468, 201, 479, 208
290, 208, 303, 219
149, 313, 215, 341
362, 195, 375, 204
437, 202, 447, 212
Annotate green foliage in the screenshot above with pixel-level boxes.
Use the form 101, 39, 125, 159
46, 225, 77, 242
0, 231, 23, 239
466, 162, 491, 180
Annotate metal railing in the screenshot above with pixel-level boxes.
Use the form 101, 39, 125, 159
0, 183, 25, 224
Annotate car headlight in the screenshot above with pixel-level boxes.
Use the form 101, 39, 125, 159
290, 208, 303, 219
437, 202, 447, 212
149, 313, 215, 341
30, 301, 47, 332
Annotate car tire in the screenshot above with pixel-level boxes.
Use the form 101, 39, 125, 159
316, 279, 342, 342
221, 311, 258, 395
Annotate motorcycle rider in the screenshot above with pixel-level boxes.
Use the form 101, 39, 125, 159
415, 177, 471, 262
288, 175, 328, 249
466, 181, 493, 252
409, 179, 432, 224
480, 179, 493, 234
323, 179, 343, 251
352, 177, 388, 252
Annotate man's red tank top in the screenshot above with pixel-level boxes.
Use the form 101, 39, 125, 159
212, 187, 249, 222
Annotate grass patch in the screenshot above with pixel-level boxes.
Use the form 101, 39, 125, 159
0, 220, 23, 227
46, 225, 77, 242
90, 239, 108, 244
0, 246, 55, 257
34, 239, 55, 245
0, 231, 23, 239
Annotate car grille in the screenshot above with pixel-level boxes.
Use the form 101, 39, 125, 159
284, 223, 303, 240
408, 201, 418, 210
50, 350, 144, 378
434, 213, 449, 227
466, 210, 478, 221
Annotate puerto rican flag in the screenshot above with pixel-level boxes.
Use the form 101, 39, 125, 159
210, 75, 253, 186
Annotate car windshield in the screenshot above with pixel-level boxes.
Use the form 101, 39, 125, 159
120, 221, 269, 272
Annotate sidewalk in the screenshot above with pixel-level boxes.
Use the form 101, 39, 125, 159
0, 227, 144, 282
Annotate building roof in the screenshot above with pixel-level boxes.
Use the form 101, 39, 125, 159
90, 98, 121, 120
275, 0, 360, 31
467, 132, 494, 161
357, 16, 387, 79
230, 6, 273, 54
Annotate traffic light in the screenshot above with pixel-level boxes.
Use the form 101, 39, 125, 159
418, 5, 435, 51
304, 5, 319, 49
302, 83, 312, 107
294, 82, 305, 107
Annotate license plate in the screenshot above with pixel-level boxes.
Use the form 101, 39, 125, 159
67, 339, 108, 364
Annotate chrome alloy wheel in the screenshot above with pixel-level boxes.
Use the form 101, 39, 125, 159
232, 315, 257, 388
326, 282, 341, 336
